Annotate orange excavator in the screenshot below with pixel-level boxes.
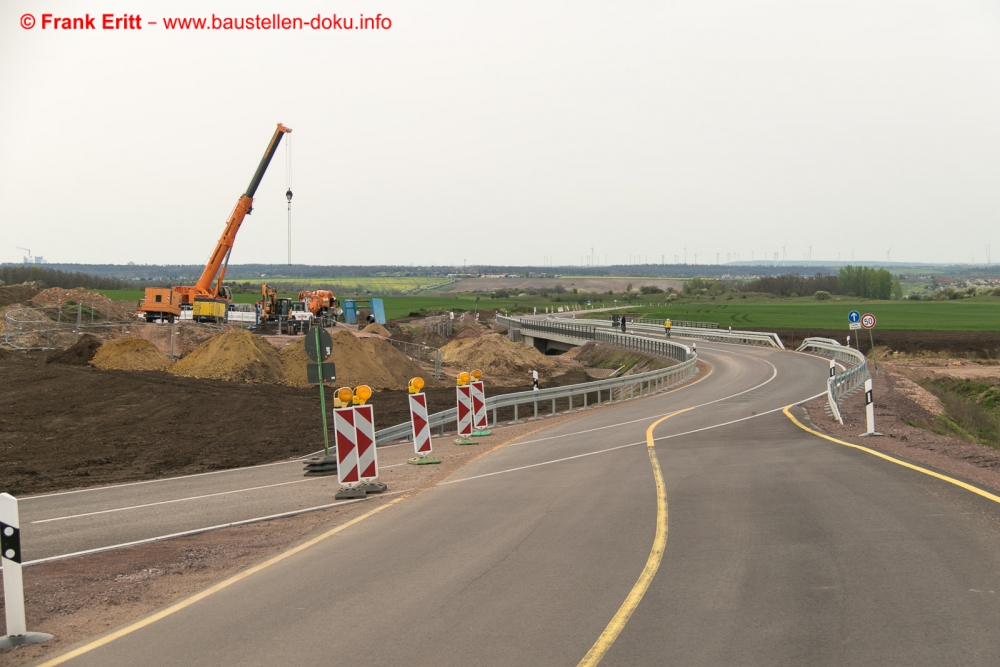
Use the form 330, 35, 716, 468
139, 123, 293, 323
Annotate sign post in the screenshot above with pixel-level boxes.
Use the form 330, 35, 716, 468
848, 310, 861, 349
1, 494, 53, 649
407, 377, 440, 464
861, 312, 878, 376
301, 328, 338, 477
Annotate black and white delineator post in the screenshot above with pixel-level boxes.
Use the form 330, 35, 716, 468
1, 493, 52, 649
829, 359, 836, 378
532, 370, 539, 391
859, 378, 883, 437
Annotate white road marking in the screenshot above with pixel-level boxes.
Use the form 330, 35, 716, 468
30, 478, 321, 524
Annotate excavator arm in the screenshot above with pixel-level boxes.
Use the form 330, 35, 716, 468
194, 123, 292, 297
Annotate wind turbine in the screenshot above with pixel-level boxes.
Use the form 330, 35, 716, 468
782, 243, 787, 263
886, 247, 892, 263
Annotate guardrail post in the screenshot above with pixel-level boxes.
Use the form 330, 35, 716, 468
568, 394, 573, 412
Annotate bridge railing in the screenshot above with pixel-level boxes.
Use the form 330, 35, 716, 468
796, 337, 869, 424
552, 317, 784, 349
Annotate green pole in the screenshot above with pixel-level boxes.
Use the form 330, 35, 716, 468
868, 327, 878, 376
315, 332, 331, 456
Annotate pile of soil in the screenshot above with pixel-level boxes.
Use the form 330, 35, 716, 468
132, 322, 218, 358
0, 284, 40, 307
47, 334, 102, 365
171, 330, 284, 384
441, 334, 557, 375
391, 326, 450, 349
29, 287, 132, 320
362, 322, 392, 337
453, 324, 491, 340
280, 330, 427, 390
90, 337, 173, 371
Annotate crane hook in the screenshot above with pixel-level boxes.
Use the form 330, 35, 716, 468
286, 188, 293, 203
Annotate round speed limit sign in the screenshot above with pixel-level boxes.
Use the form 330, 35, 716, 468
861, 313, 876, 329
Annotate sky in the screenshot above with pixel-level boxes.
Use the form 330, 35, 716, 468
1, 0, 999, 268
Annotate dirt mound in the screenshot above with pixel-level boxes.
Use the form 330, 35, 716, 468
47, 334, 102, 365
452, 324, 490, 340
171, 329, 285, 383
90, 337, 173, 371
132, 322, 218, 357
362, 322, 392, 337
281, 330, 427, 390
29, 287, 132, 320
0, 284, 39, 307
441, 334, 557, 375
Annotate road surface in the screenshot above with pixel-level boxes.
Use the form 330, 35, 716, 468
31, 341, 1000, 666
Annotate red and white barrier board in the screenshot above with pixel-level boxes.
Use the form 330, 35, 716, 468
456, 385, 473, 436
470, 380, 488, 429
334, 407, 359, 487
355, 404, 378, 482
409, 393, 433, 455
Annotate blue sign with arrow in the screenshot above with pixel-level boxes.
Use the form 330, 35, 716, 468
848, 310, 861, 323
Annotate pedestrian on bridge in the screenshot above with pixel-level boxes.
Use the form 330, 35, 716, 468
621, 316, 627, 334
664, 319, 671, 338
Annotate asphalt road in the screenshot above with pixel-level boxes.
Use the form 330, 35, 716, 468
32, 341, 1000, 666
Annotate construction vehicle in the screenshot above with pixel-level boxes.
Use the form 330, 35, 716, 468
138, 123, 293, 323
298, 290, 339, 320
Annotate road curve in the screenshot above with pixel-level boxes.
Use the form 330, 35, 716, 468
36, 342, 1000, 666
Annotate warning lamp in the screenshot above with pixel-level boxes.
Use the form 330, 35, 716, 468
409, 377, 425, 394
337, 387, 354, 404
457, 372, 470, 386
355, 385, 372, 405
471, 369, 483, 380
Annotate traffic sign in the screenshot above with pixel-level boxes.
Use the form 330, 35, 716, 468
848, 310, 861, 324
306, 362, 336, 384
850, 322, 861, 330
861, 313, 876, 329
305, 327, 333, 363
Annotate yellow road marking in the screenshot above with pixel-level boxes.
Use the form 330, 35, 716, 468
577, 407, 693, 667
783, 406, 1000, 505
36, 495, 408, 666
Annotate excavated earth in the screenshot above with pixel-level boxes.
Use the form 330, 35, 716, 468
0, 351, 596, 496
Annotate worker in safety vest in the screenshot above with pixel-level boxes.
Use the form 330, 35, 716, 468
664, 319, 671, 338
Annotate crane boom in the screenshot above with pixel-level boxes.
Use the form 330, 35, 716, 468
193, 123, 292, 295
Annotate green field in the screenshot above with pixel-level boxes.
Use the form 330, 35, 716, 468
633, 298, 1000, 331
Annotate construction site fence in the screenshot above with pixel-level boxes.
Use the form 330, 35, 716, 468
372, 335, 442, 379
796, 337, 869, 424
546, 317, 785, 350
373, 352, 698, 445
2, 302, 142, 351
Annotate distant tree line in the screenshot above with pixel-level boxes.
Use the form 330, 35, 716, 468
739, 267, 901, 299
0, 266, 132, 291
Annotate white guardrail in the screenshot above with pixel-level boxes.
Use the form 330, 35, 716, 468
556, 317, 785, 349
796, 337, 869, 424
373, 316, 699, 444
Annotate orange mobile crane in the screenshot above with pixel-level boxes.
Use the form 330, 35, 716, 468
138, 123, 293, 323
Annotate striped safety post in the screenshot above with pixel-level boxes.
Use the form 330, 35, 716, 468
355, 404, 378, 482
470, 380, 488, 430
456, 385, 473, 437
860, 378, 882, 436
334, 407, 360, 487
1, 493, 52, 649
407, 382, 440, 464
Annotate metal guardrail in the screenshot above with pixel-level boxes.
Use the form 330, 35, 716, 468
373, 353, 699, 445
559, 317, 785, 349
796, 337, 869, 424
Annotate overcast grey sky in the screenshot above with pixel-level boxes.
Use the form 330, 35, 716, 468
2, 0, 998, 267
